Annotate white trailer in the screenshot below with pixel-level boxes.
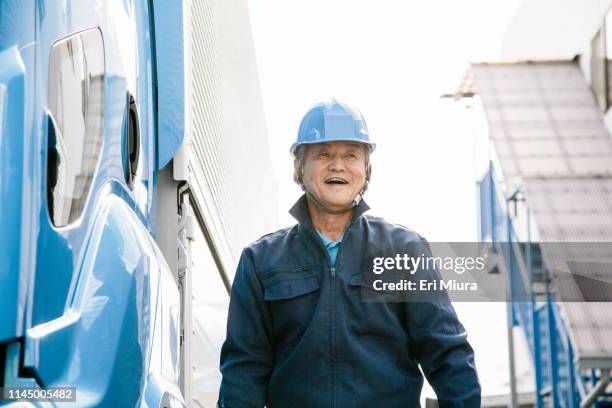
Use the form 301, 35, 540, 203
154, 0, 278, 405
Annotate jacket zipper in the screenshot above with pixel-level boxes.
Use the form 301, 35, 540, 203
306, 225, 351, 408
330, 264, 336, 408
329, 225, 351, 408
305, 228, 336, 407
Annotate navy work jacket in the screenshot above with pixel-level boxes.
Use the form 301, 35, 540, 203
218, 195, 480, 407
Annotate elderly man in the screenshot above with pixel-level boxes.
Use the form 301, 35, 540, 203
218, 99, 480, 407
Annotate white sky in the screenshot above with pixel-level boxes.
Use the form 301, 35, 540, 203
247, 0, 529, 400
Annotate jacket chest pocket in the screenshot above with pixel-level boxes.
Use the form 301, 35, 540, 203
260, 266, 321, 339
262, 266, 320, 301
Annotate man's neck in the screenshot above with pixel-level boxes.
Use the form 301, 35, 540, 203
307, 199, 352, 242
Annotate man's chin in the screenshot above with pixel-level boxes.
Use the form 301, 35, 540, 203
316, 197, 355, 212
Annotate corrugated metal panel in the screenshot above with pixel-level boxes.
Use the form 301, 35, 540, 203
187, 0, 278, 405
188, 0, 277, 274
524, 178, 612, 241
560, 303, 612, 368
472, 63, 612, 180
473, 61, 612, 367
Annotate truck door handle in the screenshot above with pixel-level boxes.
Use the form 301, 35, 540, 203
45, 111, 62, 224
124, 93, 140, 189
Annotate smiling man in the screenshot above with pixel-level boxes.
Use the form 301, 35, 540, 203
218, 99, 480, 407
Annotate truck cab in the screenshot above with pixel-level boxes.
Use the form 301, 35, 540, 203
0, 0, 276, 406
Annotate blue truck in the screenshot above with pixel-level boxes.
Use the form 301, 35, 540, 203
0, 0, 277, 406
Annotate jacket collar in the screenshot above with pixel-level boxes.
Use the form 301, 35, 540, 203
289, 193, 370, 227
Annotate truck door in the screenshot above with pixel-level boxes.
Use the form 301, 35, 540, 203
0, 1, 180, 405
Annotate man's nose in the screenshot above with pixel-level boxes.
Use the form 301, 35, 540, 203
328, 155, 346, 171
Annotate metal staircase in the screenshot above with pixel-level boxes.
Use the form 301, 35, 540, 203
478, 164, 612, 408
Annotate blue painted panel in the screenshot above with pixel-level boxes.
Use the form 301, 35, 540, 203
0, 0, 35, 344
12, 0, 177, 400
24, 191, 166, 406
478, 164, 510, 245
152, 0, 185, 169
0, 0, 35, 50
135, 0, 158, 226
477, 174, 492, 241
0, 47, 26, 342
30, 0, 156, 326
0, 0, 182, 402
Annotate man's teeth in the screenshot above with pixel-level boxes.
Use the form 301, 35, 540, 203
325, 178, 348, 184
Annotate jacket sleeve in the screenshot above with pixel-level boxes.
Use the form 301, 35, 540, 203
218, 249, 274, 408
404, 238, 481, 407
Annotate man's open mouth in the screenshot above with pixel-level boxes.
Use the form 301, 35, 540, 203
324, 177, 349, 185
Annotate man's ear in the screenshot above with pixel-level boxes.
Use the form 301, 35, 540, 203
293, 157, 302, 185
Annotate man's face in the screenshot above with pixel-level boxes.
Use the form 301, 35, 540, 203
300, 141, 368, 211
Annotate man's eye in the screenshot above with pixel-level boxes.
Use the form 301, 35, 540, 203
346, 153, 357, 159
318, 152, 330, 158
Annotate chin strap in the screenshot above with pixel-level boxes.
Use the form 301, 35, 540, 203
303, 188, 364, 215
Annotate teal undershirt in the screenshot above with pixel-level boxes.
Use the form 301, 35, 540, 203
316, 230, 344, 266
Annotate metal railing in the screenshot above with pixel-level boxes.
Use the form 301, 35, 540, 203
476, 163, 603, 408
